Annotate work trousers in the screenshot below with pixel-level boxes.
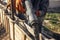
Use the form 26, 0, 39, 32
37, 16, 45, 33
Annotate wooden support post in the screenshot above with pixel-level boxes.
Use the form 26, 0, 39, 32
9, 19, 15, 40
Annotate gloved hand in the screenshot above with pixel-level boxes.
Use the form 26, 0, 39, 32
36, 10, 41, 16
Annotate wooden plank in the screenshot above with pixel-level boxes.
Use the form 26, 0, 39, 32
15, 22, 34, 40
15, 24, 26, 40
9, 19, 14, 40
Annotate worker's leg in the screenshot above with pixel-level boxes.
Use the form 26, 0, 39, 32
37, 16, 45, 40
37, 16, 45, 33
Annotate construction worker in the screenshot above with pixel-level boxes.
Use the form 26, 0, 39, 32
31, 0, 49, 33
15, 0, 49, 35
17, 0, 48, 23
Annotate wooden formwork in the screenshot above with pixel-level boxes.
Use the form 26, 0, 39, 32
0, 5, 42, 40
0, 4, 56, 40
7, 15, 34, 40
0, 5, 34, 40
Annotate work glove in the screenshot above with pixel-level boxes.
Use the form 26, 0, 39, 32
36, 10, 41, 17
